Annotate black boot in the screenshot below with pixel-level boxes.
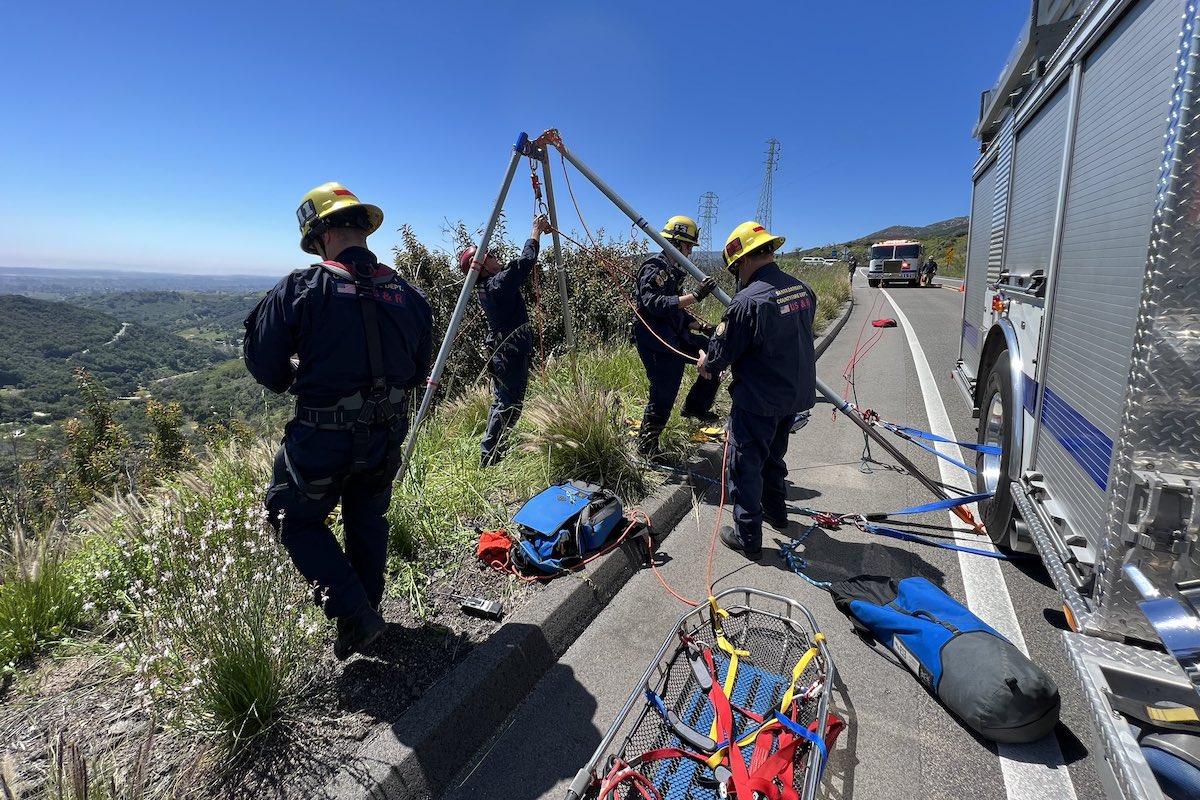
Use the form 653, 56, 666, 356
637, 428, 670, 464
334, 604, 386, 661
682, 407, 721, 424
720, 525, 762, 560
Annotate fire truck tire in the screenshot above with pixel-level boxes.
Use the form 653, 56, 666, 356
976, 350, 1016, 546
868, 279, 881, 288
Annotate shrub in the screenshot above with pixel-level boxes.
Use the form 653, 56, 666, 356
519, 385, 648, 500
0, 522, 83, 669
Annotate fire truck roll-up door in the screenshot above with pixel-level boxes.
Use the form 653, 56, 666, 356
960, 155, 998, 386
1031, 0, 1183, 643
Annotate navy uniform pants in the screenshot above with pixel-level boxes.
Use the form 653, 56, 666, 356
265, 419, 405, 619
481, 348, 531, 467
636, 333, 720, 441
726, 407, 793, 550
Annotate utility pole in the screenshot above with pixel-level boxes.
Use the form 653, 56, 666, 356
756, 139, 780, 229
696, 191, 718, 270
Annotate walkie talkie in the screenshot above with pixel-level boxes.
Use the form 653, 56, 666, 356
446, 593, 503, 620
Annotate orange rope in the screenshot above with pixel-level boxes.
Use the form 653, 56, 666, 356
555, 154, 704, 365
706, 436, 732, 597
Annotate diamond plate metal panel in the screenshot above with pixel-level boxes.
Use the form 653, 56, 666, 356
1096, 0, 1200, 637
1064, 631, 1179, 800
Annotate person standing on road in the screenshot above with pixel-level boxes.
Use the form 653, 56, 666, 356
243, 182, 433, 660
921, 256, 938, 285
632, 215, 721, 461
458, 213, 552, 468
699, 221, 817, 559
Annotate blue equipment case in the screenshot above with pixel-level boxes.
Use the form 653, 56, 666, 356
512, 481, 624, 573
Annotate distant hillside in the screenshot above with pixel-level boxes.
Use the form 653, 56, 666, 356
73, 290, 261, 346
0, 295, 235, 423
862, 216, 969, 241
0, 266, 276, 301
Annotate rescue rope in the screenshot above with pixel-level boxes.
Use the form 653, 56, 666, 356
529, 161, 549, 384
485, 510, 651, 583
792, 506, 1024, 561
554, 153, 707, 365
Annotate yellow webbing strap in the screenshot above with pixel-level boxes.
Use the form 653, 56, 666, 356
1148, 705, 1200, 724
707, 596, 749, 741
780, 633, 825, 714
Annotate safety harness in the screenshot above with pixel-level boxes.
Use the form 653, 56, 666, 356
293, 260, 410, 492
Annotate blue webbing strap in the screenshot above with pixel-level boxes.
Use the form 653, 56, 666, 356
885, 423, 1002, 454
882, 492, 994, 517
773, 711, 829, 781
883, 423, 1001, 476
864, 524, 1016, 560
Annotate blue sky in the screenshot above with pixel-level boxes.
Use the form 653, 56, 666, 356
1, 1, 1029, 276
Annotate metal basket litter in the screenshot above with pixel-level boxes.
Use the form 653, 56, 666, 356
565, 587, 839, 800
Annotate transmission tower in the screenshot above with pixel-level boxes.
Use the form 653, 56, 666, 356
697, 191, 719, 266
756, 139, 780, 229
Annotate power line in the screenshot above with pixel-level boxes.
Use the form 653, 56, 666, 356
696, 191, 718, 266
756, 139, 780, 229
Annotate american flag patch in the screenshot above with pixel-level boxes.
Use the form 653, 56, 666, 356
336, 282, 357, 295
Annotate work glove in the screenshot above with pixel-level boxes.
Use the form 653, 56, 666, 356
691, 319, 717, 336
693, 275, 718, 301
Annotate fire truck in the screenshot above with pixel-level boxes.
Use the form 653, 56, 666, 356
866, 238, 923, 287
955, 0, 1200, 796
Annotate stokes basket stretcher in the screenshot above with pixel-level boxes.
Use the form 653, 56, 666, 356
565, 587, 842, 800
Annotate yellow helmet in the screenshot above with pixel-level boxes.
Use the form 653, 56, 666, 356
660, 215, 700, 247
722, 221, 786, 269
296, 182, 384, 255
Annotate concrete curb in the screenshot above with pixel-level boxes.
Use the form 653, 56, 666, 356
326, 294, 856, 800
325, 462, 715, 799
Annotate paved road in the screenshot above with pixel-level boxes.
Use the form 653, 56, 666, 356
447, 277, 1103, 800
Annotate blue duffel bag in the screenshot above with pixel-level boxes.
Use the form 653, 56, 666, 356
830, 574, 1060, 743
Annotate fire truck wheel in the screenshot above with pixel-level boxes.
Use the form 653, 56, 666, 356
868, 279, 880, 288
976, 349, 1015, 546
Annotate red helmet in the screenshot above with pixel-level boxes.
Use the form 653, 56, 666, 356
458, 246, 477, 274
457, 246, 495, 275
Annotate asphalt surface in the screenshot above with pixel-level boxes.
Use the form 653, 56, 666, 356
445, 276, 1103, 800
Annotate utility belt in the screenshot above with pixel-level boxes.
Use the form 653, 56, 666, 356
295, 386, 411, 430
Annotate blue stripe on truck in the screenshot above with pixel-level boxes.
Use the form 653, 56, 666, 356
962, 319, 978, 349
1039, 385, 1114, 492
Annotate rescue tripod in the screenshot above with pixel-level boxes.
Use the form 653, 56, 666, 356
398, 129, 986, 534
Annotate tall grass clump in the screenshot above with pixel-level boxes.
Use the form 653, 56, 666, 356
9, 726, 204, 800
0, 522, 83, 669
520, 385, 648, 500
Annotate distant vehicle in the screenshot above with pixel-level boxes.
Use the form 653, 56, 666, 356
800, 256, 826, 265
957, 0, 1200, 796
866, 239, 923, 287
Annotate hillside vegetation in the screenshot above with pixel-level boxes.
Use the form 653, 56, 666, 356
0, 296, 233, 423
0, 236, 853, 798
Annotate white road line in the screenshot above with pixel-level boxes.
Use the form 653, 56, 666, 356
881, 289, 1077, 800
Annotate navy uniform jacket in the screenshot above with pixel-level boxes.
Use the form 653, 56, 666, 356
703, 263, 817, 417
478, 239, 539, 355
633, 252, 696, 355
243, 248, 434, 408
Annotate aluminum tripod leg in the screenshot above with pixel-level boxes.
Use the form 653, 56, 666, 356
398, 132, 531, 481
534, 129, 731, 306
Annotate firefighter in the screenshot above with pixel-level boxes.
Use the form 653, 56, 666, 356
243, 182, 433, 660
921, 256, 938, 286
458, 213, 552, 468
699, 221, 817, 559
632, 215, 721, 461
